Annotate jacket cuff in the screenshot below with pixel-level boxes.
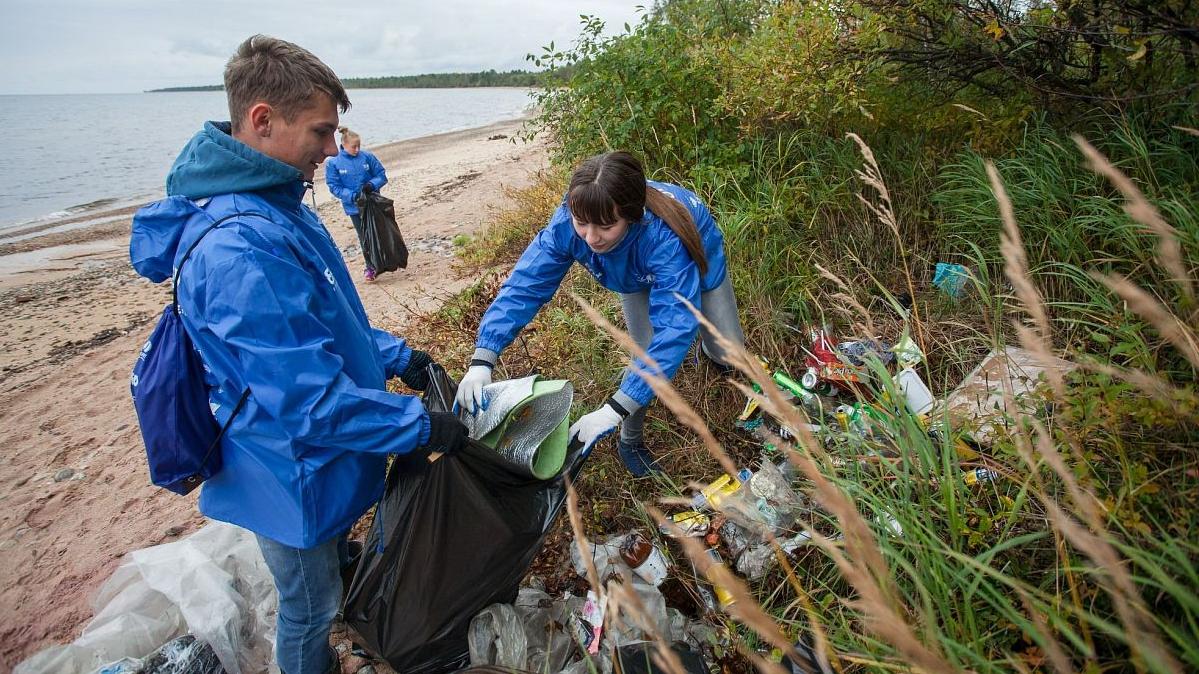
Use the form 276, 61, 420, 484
471, 347, 498, 368
611, 390, 644, 417
393, 348, 412, 380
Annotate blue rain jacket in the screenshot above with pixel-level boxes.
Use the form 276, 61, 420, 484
130, 121, 430, 549
477, 181, 728, 407
325, 147, 388, 216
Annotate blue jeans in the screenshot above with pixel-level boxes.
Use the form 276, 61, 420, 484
256, 532, 350, 674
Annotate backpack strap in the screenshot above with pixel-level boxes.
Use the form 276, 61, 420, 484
171, 211, 268, 310
171, 211, 267, 482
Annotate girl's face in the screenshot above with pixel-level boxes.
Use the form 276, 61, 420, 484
344, 139, 360, 156
572, 214, 630, 253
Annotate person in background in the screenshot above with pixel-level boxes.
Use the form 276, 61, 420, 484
454, 150, 746, 477
325, 126, 389, 281
129, 35, 466, 674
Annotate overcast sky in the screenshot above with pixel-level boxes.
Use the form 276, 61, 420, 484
0, 1, 645, 95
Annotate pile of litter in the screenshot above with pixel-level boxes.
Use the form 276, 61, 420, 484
16, 523, 275, 674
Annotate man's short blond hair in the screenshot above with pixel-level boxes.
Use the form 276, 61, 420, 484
224, 35, 350, 132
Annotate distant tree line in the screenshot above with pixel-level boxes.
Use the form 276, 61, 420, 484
149, 69, 543, 93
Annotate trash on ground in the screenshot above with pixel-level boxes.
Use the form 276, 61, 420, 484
616, 641, 709, 674
620, 532, 671, 587
658, 511, 710, 538
89, 635, 224, 674
468, 588, 577, 672
837, 338, 894, 367
941, 346, 1076, 446
15, 522, 275, 674
932, 262, 970, 298
895, 367, 935, 415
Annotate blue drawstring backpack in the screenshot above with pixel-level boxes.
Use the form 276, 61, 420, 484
130, 213, 250, 495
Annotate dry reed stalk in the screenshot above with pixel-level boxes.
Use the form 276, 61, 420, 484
1171, 126, 1199, 137
1073, 136, 1195, 304
652, 505, 804, 668
580, 288, 952, 671
815, 262, 878, 337
684, 308, 955, 672
993, 207, 1184, 672
1027, 424, 1182, 674
846, 133, 926, 355
987, 162, 1068, 401
1016, 588, 1077, 674
1076, 358, 1192, 412
603, 579, 689, 674
1092, 273, 1199, 370
566, 479, 603, 600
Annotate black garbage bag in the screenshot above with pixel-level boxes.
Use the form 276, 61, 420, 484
355, 190, 408, 272
343, 365, 585, 674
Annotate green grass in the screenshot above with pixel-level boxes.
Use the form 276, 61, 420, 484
416, 115, 1199, 672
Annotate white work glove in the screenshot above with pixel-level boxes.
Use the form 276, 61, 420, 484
454, 365, 493, 416
568, 404, 624, 452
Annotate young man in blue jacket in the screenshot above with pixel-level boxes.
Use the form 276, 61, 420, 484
129, 35, 466, 674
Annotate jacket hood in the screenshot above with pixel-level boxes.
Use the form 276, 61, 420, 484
166, 121, 302, 199
130, 122, 304, 283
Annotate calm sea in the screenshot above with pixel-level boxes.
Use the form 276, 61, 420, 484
0, 88, 533, 231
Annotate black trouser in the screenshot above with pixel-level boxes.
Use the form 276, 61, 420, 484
349, 213, 372, 270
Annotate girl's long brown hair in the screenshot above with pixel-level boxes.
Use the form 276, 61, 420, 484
567, 151, 708, 275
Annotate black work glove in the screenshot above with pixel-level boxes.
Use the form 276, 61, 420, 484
399, 350, 435, 391
361, 182, 375, 194
421, 411, 468, 456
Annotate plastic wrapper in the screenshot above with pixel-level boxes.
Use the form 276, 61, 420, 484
468, 589, 577, 673
17, 523, 274, 674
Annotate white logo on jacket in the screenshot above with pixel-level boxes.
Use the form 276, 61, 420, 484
325, 268, 336, 285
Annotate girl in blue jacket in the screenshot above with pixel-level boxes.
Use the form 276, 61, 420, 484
455, 151, 746, 476
325, 126, 389, 281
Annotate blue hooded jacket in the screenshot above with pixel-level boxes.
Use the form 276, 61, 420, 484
476, 181, 728, 409
130, 121, 430, 549
325, 147, 388, 216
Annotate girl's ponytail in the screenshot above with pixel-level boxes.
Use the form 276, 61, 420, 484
644, 186, 707, 276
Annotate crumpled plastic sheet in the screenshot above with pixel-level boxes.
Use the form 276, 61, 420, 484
471, 558, 694, 674
462, 375, 574, 476
16, 521, 276, 674
468, 588, 578, 673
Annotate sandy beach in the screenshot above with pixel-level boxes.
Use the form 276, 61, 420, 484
0, 116, 547, 667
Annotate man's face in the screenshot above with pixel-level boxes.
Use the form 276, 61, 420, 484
260, 94, 340, 181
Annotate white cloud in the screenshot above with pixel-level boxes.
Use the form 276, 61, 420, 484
0, 0, 644, 94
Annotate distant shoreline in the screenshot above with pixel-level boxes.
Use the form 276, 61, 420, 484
149, 70, 544, 92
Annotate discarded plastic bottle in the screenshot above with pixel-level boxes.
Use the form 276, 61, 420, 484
895, 367, 935, 416
702, 548, 737, 608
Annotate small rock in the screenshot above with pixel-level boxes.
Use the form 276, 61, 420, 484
164, 525, 184, 537
357, 665, 377, 674
335, 642, 351, 655
53, 468, 75, 482
15, 294, 35, 303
